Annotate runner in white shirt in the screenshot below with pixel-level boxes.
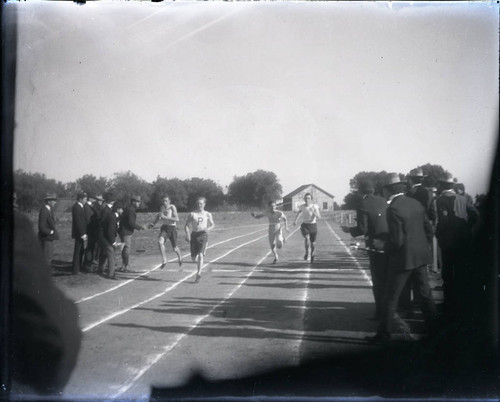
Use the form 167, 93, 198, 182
293, 192, 321, 263
149, 195, 183, 269
184, 197, 215, 283
251, 201, 289, 264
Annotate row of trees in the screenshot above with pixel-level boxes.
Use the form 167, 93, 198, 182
14, 169, 283, 213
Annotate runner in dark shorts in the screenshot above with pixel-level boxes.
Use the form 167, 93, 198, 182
149, 196, 183, 269
294, 192, 321, 263
185, 197, 215, 283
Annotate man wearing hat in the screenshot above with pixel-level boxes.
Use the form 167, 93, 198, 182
435, 173, 479, 322
407, 167, 437, 226
118, 195, 147, 272
83, 193, 98, 271
71, 192, 88, 275
97, 193, 121, 279
340, 178, 389, 320
38, 193, 59, 266
366, 173, 437, 343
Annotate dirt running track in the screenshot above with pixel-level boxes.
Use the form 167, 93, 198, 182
59, 218, 441, 400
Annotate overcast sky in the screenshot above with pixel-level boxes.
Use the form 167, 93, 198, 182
10, 1, 499, 202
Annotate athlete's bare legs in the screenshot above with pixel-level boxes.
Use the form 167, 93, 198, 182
304, 235, 311, 261
158, 237, 168, 268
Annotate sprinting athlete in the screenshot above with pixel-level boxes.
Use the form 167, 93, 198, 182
293, 192, 321, 263
251, 201, 288, 264
149, 195, 183, 269
184, 197, 215, 283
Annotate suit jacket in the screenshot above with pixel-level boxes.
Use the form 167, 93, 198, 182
98, 205, 118, 245
72, 203, 87, 239
436, 192, 477, 250
407, 184, 437, 224
38, 205, 58, 241
83, 203, 95, 225
119, 205, 142, 236
385, 195, 433, 271
349, 194, 389, 248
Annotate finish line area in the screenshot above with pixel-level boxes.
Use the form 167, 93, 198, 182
52, 215, 441, 400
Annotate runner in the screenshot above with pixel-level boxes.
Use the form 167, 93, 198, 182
184, 197, 215, 283
149, 195, 183, 269
251, 201, 289, 264
293, 192, 321, 263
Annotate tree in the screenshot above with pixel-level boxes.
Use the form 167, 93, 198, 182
149, 177, 189, 212
75, 174, 110, 196
341, 192, 363, 211
184, 177, 225, 211
108, 171, 153, 210
14, 170, 66, 212
227, 170, 282, 208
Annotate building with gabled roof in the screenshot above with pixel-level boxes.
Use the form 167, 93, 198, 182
281, 184, 334, 212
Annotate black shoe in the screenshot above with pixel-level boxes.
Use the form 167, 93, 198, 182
194, 273, 200, 283
160, 262, 167, 269
272, 258, 278, 264
310, 255, 314, 263
365, 333, 390, 344
108, 274, 117, 280
304, 253, 309, 261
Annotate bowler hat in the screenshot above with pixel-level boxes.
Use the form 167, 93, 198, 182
383, 173, 406, 187
87, 193, 96, 200
408, 168, 426, 178
438, 172, 455, 184
131, 195, 142, 202
44, 193, 57, 200
95, 194, 104, 201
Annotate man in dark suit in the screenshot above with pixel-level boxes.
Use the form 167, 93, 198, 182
407, 168, 437, 225
436, 173, 479, 322
118, 195, 147, 272
83, 193, 97, 271
341, 179, 389, 319
37, 193, 59, 266
98, 194, 123, 280
72, 192, 88, 275
366, 173, 437, 343
399, 168, 438, 316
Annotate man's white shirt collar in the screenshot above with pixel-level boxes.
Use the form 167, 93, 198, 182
45, 204, 51, 211
387, 193, 405, 204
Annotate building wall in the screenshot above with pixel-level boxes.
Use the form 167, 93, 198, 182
290, 185, 334, 212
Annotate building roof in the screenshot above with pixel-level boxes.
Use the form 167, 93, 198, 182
283, 184, 334, 199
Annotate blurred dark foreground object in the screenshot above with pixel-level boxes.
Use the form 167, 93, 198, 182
151, 333, 499, 401
11, 211, 82, 395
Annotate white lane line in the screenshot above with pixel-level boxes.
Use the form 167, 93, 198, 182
81, 233, 269, 332
323, 220, 372, 286
111, 251, 274, 399
75, 228, 267, 304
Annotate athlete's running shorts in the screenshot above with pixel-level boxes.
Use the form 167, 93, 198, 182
300, 223, 317, 242
159, 225, 178, 248
190, 231, 208, 257
268, 226, 284, 249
